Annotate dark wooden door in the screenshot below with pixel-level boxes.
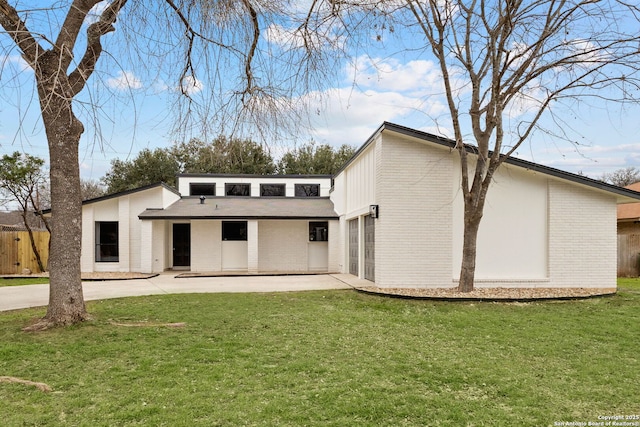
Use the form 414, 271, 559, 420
364, 215, 375, 281
173, 223, 191, 267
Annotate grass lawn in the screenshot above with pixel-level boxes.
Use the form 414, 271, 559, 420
0, 281, 638, 426
0, 277, 49, 287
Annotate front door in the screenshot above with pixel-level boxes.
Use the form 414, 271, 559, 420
173, 223, 191, 268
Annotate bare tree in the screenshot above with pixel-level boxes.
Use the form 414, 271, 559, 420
0, 1, 350, 329
601, 167, 640, 187
389, 0, 640, 291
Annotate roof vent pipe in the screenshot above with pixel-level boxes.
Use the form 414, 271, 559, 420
199, 196, 205, 204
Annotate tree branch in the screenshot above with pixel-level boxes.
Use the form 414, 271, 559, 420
68, 0, 128, 96
56, 0, 103, 72
240, 0, 260, 103
0, 0, 44, 68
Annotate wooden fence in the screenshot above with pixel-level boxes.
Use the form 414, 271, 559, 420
618, 233, 640, 277
0, 230, 50, 275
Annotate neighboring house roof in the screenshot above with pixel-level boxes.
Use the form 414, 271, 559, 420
0, 211, 24, 227
617, 182, 640, 221
0, 211, 48, 231
138, 197, 338, 220
338, 121, 640, 204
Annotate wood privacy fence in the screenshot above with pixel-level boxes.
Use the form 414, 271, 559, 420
0, 230, 50, 275
618, 234, 640, 277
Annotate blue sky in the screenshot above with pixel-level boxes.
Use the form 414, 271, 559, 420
1, 1, 640, 183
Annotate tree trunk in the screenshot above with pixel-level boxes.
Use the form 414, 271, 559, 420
457, 155, 492, 293
458, 207, 483, 292
27, 58, 89, 329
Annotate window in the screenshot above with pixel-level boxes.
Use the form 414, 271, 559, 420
309, 221, 328, 241
222, 221, 248, 241
225, 183, 250, 197
189, 183, 215, 196
260, 184, 285, 197
295, 183, 320, 197
96, 222, 119, 262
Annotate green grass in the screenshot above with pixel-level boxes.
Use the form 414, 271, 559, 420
1, 285, 639, 426
0, 277, 49, 287
616, 276, 640, 291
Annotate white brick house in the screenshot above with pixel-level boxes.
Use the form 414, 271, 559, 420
79, 122, 640, 290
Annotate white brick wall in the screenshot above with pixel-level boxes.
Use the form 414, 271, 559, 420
374, 132, 454, 288
190, 221, 222, 272
258, 220, 309, 271
328, 220, 342, 273
547, 180, 617, 289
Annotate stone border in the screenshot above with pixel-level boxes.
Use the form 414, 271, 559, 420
355, 286, 617, 302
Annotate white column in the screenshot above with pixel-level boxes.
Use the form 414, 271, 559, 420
140, 220, 154, 273
118, 197, 130, 272
81, 205, 94, 272
247, 220, 259, 273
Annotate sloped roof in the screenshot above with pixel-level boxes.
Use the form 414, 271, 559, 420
81, 182, 180, 206
617, 182, 640, 220
138, 197, 338, 220
338, 122, 640, 204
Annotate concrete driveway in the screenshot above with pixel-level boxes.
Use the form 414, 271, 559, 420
0, 273, 366, 312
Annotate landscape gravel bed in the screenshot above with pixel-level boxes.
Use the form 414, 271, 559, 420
356, 286, 617, 301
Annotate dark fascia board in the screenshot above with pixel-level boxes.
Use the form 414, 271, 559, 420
335, 121, 640, 202
178, 173, 333, 179
41, 182, 180, 214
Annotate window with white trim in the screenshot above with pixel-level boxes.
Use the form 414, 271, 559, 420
295, 183, 320, 197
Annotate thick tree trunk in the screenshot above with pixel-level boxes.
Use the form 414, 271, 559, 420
27, 63, 89, 329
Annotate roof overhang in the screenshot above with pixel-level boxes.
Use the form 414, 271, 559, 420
337, 122, 640, 205
138, 197, 338, 220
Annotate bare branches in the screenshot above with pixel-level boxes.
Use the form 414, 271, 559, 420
68, 0, 128, 96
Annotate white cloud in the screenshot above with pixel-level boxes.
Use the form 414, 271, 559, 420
85, 1, 109, 26
106, 70, 143, 90
348, 56, 443, 96
179, 76, 204, 95
516, 140, 640, 177
1, 54, 31, 72
304, 86, 447, 146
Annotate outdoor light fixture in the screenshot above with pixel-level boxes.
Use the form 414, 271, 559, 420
199, 196, 206, 204
369, 204, 379, 218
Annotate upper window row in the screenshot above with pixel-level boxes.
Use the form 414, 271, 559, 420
189, 183, 320, 197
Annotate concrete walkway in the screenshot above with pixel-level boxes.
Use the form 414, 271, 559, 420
0, 273, 368, 312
